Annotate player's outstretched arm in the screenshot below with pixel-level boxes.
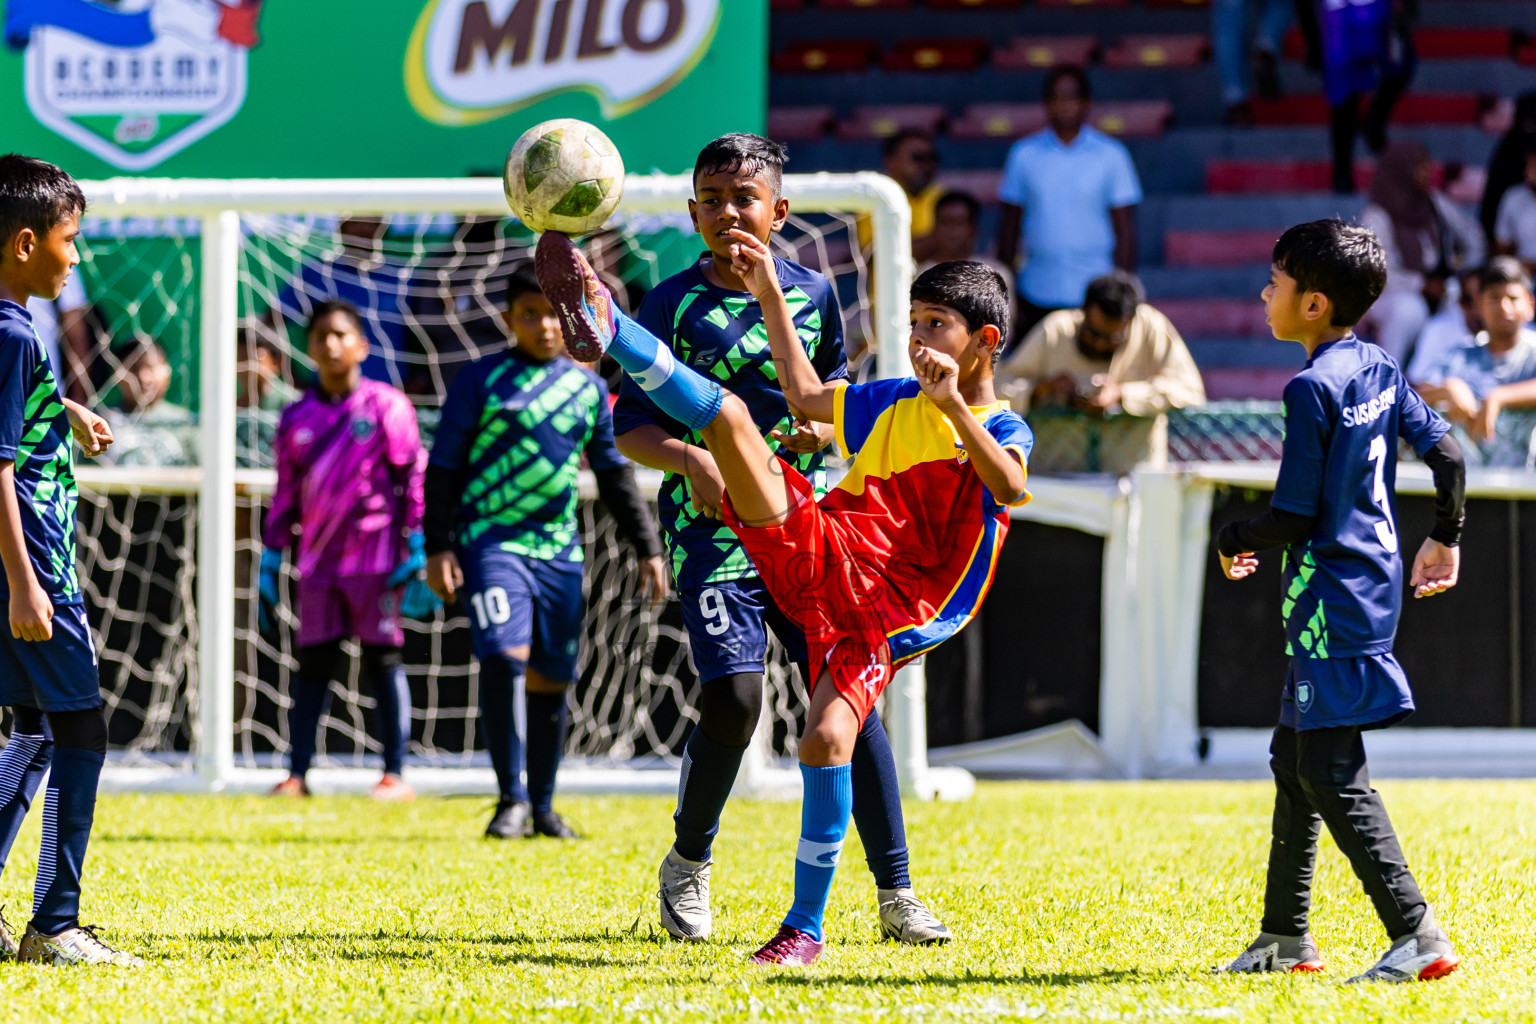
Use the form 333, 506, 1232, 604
911, 346, 1027, 505
0, 461, 53, 641
727, 228, 838, 424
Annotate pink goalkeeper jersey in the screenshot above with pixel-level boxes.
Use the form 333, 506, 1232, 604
263, 378, 425, 579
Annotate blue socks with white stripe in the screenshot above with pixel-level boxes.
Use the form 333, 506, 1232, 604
783, 762, 854, 941
31, 746, 104, 934
605, 310, 723, 433
0, 714, 53, 873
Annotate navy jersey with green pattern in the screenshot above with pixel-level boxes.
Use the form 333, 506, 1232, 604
429, 348, 624, 562
613, 255, 847, 589
0, 301, 80, 605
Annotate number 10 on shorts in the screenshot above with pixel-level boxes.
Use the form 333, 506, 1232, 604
470, 587, 512, 629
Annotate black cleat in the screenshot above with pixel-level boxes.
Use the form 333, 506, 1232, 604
532, 809, 584, 839
485, 799, 532, 839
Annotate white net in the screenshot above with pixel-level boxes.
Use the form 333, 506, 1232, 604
56, 192, 875, 772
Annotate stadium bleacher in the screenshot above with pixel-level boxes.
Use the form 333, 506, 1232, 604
769, 0, 1536, 396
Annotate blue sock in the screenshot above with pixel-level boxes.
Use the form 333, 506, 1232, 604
524, 690, 569, 815
31, 747, 103, 935
286, 672, 330, 778
479, 654, 529, 804
606, 311, 723, 432
783, 762, 854, 941
672, 725, 748, 863
0, 713, 53, 873
850, 712, 911, 890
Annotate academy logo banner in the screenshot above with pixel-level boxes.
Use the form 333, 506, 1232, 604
8, 0, 262, 172
407, 0, 722, 126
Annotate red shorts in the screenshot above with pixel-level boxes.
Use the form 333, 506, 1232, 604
721, 459, 896, 723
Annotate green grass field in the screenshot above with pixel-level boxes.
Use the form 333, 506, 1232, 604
3, 780, 1534, 1022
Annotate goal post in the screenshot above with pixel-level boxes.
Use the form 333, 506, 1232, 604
76, 173, 973, 800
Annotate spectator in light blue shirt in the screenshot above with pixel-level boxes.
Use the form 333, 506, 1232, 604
996, 65, 1143, 342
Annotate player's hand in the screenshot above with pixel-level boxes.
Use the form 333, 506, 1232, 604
64, 400, 113, 458
638, 555, 669, 606
257, 548, 282, 634
912, 344, 962, 409
684, 446, 725, 521
426, 551, 463, 603
387, 532, 427, 588
725, 228, 781, 300
770, 416, 831, 454
1410, 538, 1459, 598
1220, 551, 1258, 580
10, 578, 53, 642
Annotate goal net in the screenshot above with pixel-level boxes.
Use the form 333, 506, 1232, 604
45, 175, 957, 797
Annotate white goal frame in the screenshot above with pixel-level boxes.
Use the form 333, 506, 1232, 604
77, 173, 975, 800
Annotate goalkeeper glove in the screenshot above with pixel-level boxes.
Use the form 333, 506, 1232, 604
387, 532, 427, 588
258, 548, 283, 634
400, 578, 442, 620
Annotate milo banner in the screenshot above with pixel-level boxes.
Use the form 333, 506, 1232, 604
0, 0, 766, 177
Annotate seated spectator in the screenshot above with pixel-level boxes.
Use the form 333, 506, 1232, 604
1358, 141, 1484, 365
1494, 144, 1536, 271
916, 192, 1016, 319
238, 335, 298, 412
101, 340, 197, 466
1418, 258, 1536, 437
997, 66, 1142, 341
996, 270, 1205, 417
859, 129, 945, 260
1407, 266, 1482, 386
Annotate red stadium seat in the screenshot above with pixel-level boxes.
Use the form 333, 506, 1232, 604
1090, 101, 1174, 138
1035, 0, 1129, 7
935, 169, 1004, 202
927, 0, 1024, 8
820, 0, 914, 8
950, 103, 1048, 140
1102, 34, 1209, 70
770, 40, 880, 74
837, 104, 948, 140
1205, 159, 1453, 194
769, 0, 806, 9
991, 36, 1099, 71
1156, 299, 1273, 339
1412, 28, 1513, 60
1164, 229, 1281, 267
883, 38, 989, 73
767, 106, 836, 141
1520, 41, 1536, 67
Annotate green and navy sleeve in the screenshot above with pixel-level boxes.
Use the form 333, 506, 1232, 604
1272, 376, 1334, 517
0, 327, 32, 461
809, 277, 849, 385
583, 379, 626, 473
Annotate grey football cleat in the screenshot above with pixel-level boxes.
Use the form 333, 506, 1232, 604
1217, 931, 1325, 973
878, 888, 953, 945
17, 923, 145, 966
657, 847, 712, 942
1348, 908, 1460, 983
0, 906, 17, 961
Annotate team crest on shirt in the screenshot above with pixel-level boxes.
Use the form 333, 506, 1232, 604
954, 443, 969, 466
1295, 679, 1314, 713
351, 416, 377, 442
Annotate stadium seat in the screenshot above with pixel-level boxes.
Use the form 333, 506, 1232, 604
1250, 94, 1481, 126
1164, 229, 1281, 267
1412, 28, 1513, 60
767, 106, 835, 141
770, 40, 880, 74
1520, 41, 1536, 66
1090, 101, 1174, 138
1157, 299, 1273, 339
883, 38, 989, 73
991, 36, 1099, 71
1202, 368, 1292, 401
935, 169, 1004, 203
1204, 159, 1463, 194
820, 0, 914, 8
837, 104, 949, 140
927, 0, 1024, 8
951, 103, 1048, 140
1102, 34, 1209, 70
770, 0, 806, 8
1035, 0, 1129, 7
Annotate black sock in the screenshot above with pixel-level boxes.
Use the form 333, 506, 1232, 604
524, 690, 569, 815
479, 653, 528, 804
289, 642, 342, 778
672, 725, 747, 863
851, 712, 911, 890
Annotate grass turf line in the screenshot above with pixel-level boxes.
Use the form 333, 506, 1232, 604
0, 780, 1529, 1022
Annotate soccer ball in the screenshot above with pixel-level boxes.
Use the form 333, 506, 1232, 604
503, 118, 625, 235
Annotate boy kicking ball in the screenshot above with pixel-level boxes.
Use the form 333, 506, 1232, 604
1215, 220, 1465, 983
535, 230, 1029, 965
0, 153, 140, 966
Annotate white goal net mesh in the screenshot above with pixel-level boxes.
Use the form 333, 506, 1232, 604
48, 192, 878, 773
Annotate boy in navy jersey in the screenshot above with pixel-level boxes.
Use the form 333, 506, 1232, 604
1215, 220, 1466, 982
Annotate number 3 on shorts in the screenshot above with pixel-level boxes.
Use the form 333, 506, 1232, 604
699, 587, 731, 636
470, 587, 512, 630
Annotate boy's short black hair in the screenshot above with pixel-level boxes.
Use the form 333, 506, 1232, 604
1043, 65, 1092, 102
1478, 255, 1533, 295
694, 133, 788, 199
504, 263, 543, 308
1083, 270, 1144, 321
0, 154, 86, 248
1271, 219, 1387, 327
881, 128, 935, 161
911, 260, 1011, 362
935, 190, 980, 223
306, 299, 365, 336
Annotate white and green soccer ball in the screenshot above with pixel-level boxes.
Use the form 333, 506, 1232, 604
503, 118, 625, 235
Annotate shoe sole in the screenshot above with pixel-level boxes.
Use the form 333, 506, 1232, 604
659, 903, 710, 943
534, 231, 605, 363
880, 923, 952, 946
1291, 961, 1326, 973
1418, 956, 1460, 981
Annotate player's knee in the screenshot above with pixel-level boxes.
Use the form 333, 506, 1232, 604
698, 672, 763, 747
710, 394, 753, 437
46, 706, 107, 756
297, 640, 345, 685
11, 705, 49, 740
360, 645, 403, 677
799, 718, 856, 767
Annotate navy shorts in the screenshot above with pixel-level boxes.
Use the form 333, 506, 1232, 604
0, 602, 101, 712
1281, 651, 1415, 731
459, 547, 585, 682
680, 577, 809, 685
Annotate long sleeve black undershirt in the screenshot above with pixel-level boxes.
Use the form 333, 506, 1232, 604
422, 462, 461, 556
1216, 432, 1467, 557
593, 464, 662, 562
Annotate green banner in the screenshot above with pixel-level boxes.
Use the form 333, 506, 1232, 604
1, 0, 765, 178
